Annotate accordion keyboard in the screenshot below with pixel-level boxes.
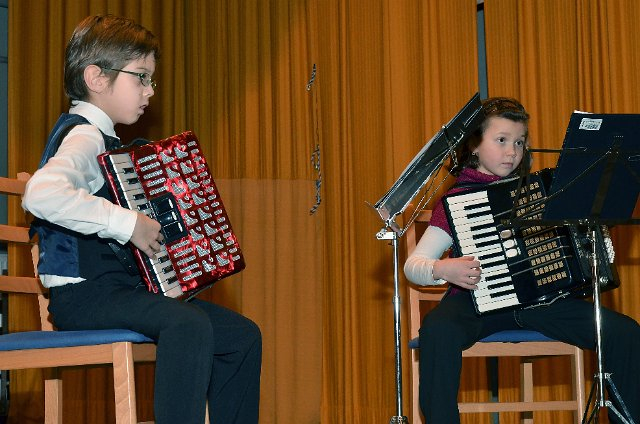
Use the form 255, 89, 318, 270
106, 152, 184, 298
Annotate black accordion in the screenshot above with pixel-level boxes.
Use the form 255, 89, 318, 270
443, 168, 619, 314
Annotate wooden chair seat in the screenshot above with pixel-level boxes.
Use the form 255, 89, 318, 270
0, 173, 157, 424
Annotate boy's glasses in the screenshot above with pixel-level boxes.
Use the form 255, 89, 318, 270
102, 67, 157, 89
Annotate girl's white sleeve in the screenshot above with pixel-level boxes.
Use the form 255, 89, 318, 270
403, 225, 453, 286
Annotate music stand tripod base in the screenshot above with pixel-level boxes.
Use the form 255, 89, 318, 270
581, 228, 636, 424
583, 372, 636, 424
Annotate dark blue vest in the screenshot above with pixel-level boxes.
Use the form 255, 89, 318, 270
31, 114, 139, 281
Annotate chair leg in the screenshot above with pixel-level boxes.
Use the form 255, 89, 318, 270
44, 378, 63, 424
112, 342, 138, 424
411, 350, 423, 424
520, 358, 533, 424
572, 347, 586, 424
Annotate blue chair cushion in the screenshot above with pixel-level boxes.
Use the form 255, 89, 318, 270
0, 329, 154, 351
408, 329, 556, 350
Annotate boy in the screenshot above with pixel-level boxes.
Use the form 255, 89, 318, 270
22, 15, 261, 424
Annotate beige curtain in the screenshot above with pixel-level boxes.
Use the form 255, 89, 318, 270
8, 1, 640, 423
312, 1, 479, 422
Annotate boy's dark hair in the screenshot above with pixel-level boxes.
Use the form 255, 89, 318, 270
64, 15, 160, 102
448, 97, 530, 176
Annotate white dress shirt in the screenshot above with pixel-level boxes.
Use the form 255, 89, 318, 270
22, 101, 138, 287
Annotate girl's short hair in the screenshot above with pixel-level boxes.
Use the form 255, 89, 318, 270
448, 96, 530, 176
64, 15, 160, 102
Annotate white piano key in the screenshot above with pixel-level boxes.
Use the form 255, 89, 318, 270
461, 244, 503, 257
163, 284, 184, 298
481, 263, 509, 276
475, 289, 515, 304
476, 295, 520, 313
452, 214, 494, 227
456, 225, 497, 240
452, 218, 496, 234
109, 153, 134, 165
449, 204, 491, 219
446, 190, 488, 205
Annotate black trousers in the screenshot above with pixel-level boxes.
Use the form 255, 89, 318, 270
49, 274, 261, 424
419, 290, 640, 424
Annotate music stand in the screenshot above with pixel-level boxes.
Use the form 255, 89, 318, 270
514, 111, 640, 424
371, 93, 483, 423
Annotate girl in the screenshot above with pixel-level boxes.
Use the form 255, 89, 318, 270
404, 97, 640, 424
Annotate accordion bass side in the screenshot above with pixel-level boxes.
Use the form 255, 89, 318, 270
443, 168, 619, 314
97, 131, 245, 299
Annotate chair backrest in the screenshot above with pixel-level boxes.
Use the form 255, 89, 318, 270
0, 173, 54, 331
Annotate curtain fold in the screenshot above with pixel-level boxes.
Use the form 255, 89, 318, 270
315, 1, 479, 421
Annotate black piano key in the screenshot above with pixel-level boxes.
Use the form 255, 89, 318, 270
476, 239, 499, 249
465, 208, 491, 219
487, 281, 513, 291
469, 221, 496, 232
477, 250, 504, 261
463, 201, 490, 211
489, 289, 517, 299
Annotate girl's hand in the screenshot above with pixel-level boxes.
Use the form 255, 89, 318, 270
130, 212, 164, 258
433, 256, 482, 290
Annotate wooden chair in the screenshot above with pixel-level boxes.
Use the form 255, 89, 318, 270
405, 209, 586, 424
0, 172, 157, 424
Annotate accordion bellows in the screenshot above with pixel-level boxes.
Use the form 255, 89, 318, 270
98, 131, 245, 299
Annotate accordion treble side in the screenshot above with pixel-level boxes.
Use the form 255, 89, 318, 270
98, 131, 245, 299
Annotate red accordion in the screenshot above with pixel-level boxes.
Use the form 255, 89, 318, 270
98, 131, 245, 299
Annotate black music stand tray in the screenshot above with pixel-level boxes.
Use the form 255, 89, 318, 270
513, 111, 640, 424
370, 93, 483, 423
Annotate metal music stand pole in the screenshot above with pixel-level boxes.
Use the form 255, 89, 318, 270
370, 93, 483, 423
377, 228, 409, 424
582, 226, 636, 424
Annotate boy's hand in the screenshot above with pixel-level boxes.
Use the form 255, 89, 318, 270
433, 256, 482, 290
130, 212, 164, 258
